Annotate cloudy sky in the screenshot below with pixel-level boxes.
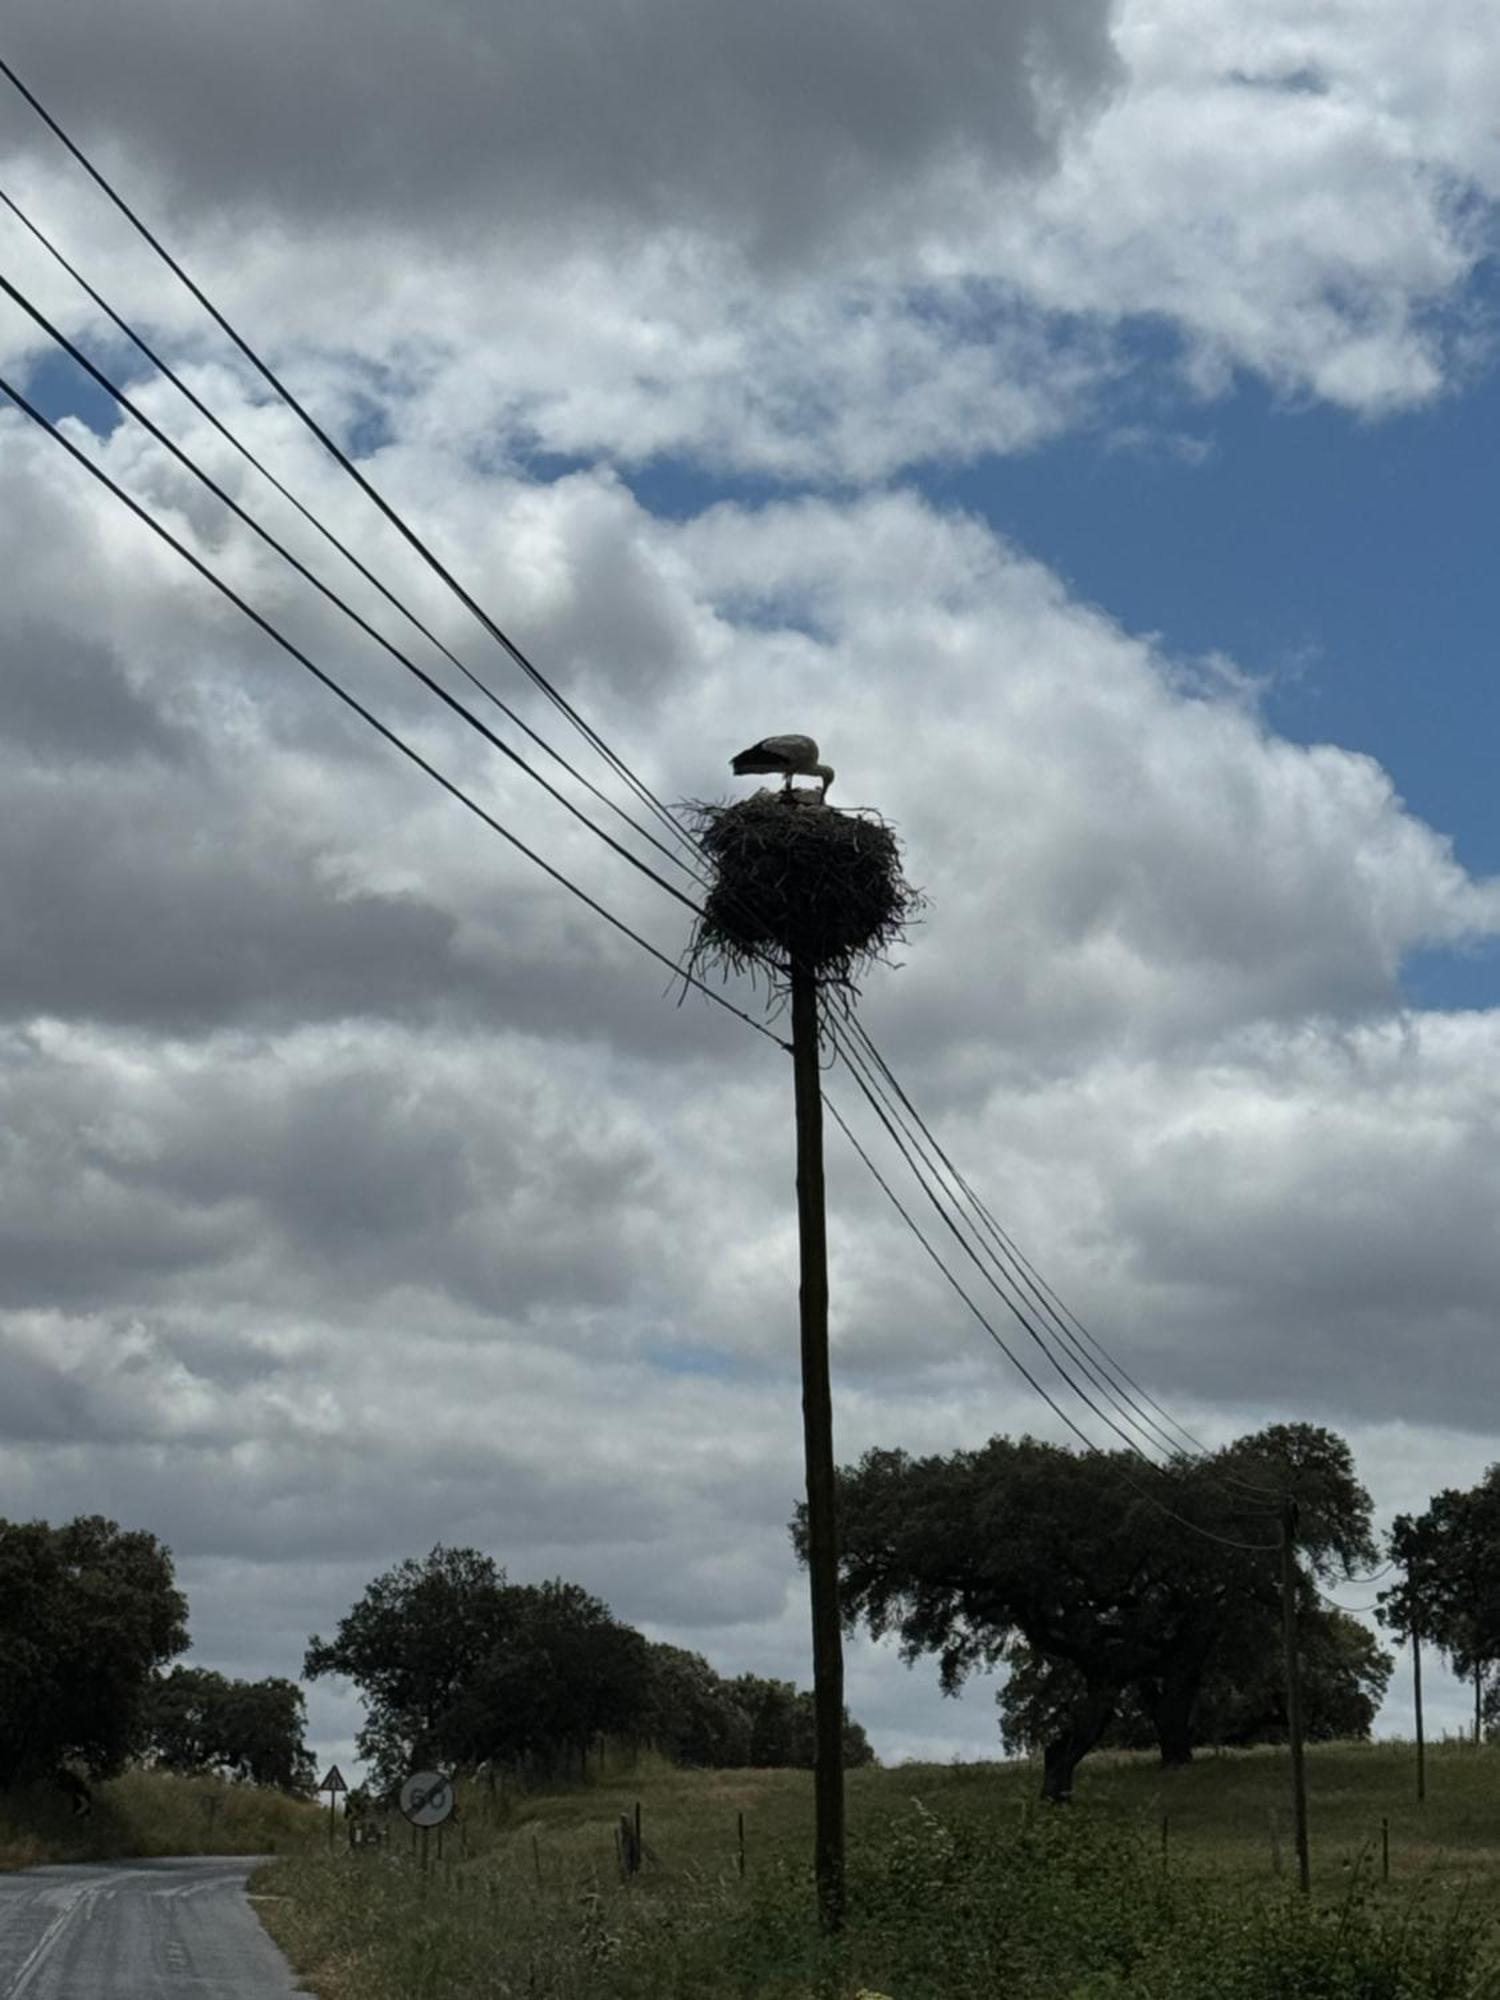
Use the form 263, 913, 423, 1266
3, 0, 1499, 1772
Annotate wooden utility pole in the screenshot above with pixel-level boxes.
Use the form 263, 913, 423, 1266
790, 957, 845, 1933
1280, 1495, 1310, 1894
1413, 1625, 1426, 1802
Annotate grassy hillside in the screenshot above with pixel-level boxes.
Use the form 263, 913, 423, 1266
257, 1741, 1500, 1999
0, 1768, 321, 1870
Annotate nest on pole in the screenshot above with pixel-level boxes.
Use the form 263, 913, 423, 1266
686, 790, 922, 990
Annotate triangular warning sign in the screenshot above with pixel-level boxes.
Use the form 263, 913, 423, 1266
320, 1764, 348, 1793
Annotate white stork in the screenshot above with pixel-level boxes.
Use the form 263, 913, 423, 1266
730, 734, 835, 800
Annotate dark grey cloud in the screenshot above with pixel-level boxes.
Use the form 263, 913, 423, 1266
0, 622, 189, 766
2, 0, 1120, 258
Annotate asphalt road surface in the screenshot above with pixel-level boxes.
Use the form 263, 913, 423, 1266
0, 1857, 303, 1997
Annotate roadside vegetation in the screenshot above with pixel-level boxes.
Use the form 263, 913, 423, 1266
0, 1767, 319, 1871
259, 1741, 1500, 1999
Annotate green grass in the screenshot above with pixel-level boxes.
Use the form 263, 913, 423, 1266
256, 1743, 1500, 1999
0, 1768, 321, 1871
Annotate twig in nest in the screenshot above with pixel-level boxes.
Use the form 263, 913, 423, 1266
684, 790, 923, 993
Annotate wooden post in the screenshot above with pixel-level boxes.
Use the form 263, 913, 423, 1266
737, 1809, 746, 1878
790, 957, 845, 1934
1160, 1813, 1169, 1877
1413, 1627, 1426, 1803
1475, 1662, 1483, 1747
1381, 1815, 1390, 1883
1280, 1495, 1311, 1894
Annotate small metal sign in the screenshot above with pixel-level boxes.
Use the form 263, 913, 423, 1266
399, 1769, 455, 1828
319, 1765, 348, 1794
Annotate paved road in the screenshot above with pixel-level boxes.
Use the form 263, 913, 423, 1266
0, 1857, 303, 1997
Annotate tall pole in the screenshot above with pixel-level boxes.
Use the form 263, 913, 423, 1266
1413, 1626, 1425, 1803
790, 957, 845, 1933
1476, 1662, 1484, 1748
1280, 1495, 1310, 1894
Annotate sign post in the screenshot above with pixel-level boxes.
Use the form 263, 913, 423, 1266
319, 1764, 348, 1851
399, 1769, 455, 1878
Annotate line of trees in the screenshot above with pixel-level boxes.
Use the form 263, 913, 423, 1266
0, 1514, 314, 1799
1379, 1465, 1500, 1751
304, 1546, 873, 1792
809, 1422, 1391, 1800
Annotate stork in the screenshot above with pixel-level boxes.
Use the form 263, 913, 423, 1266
730, 734, 835, 800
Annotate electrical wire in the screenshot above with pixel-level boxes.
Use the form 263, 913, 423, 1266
0, 371, 786, 1052
0, 182, 703, 890
4, 240, 1280, 1516
823, 1091, 1281, 1554
0, 271, 708, 929
825, 1005, 1197, 1466
0, 53, 699, 867
827, 1026, 1177, 1464
831, 1004, 1278, 1488
827, 1017, 1183, 1464
0, 56, 1302, 1515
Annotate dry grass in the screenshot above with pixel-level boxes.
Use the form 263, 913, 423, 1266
0, 1768, 321, 1870
256, 1740, 1500, 1999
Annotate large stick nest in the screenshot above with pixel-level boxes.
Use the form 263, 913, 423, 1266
686, 790, 923, 988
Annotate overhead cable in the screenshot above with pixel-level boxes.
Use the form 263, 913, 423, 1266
823, 1092, 1281, 1554
0, 53, 698, 864
0, 270, 706, 924
0, 182, 701, 888
0, 371, 784, 1051
826, 1007, 1194, 1465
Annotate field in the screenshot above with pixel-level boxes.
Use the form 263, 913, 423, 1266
0, 1768, 321, 1872
257, 1740, 1500, 1998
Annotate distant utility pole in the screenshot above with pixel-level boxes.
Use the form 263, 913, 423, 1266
1280, 1496, 1310, 1894
791, 955, 845, 1933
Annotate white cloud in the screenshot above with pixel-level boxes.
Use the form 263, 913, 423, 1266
2, 374, 1499, 1757
4, 0, 1499, 484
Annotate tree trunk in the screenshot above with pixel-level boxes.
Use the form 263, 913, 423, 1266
1039, 1688, 1117, 1803
1153, 1684, 1196, 1767
1413, 1627, 1425, 1803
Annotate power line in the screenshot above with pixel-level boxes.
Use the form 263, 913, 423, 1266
0, 181, 703, 890
0, 371, 785, 1052
827, 1027, 1175, 1463
837, 1008, 1232, 1466
823, 1092, 1280, 1554
826, 1007, 1194, 1466
0, 269, 711, 928
832, 1005, 1283, 1503
827, 1016, 1180, 1463
0, 52, 699, 866
0, 55, 1287, 1499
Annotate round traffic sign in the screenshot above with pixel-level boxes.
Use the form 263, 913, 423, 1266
399, 1769, 455, 1827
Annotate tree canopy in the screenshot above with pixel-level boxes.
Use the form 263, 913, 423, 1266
999, 1608, 1390, 1756
0, 1515, 188, 1787
1380, 1469, 1500, 1738
306, 1546, 874, 1788
145, 1666, 316, 1794
819, 1423, 1375, 1799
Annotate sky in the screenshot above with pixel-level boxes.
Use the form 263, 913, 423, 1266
2, 0, 1499, 1774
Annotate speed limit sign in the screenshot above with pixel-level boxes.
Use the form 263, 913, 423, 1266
399, 1769, 455, 1827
